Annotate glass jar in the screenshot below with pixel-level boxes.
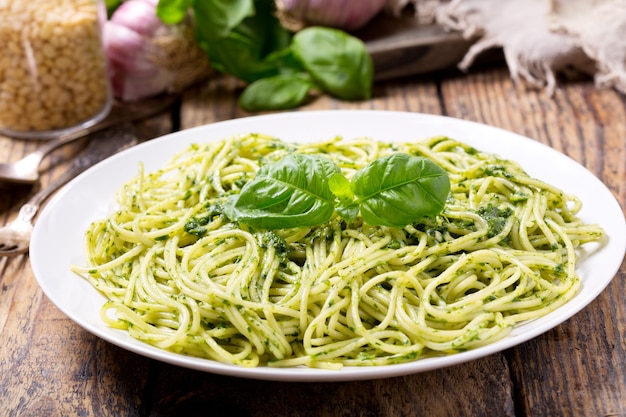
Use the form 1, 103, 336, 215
0, 0, 112, 139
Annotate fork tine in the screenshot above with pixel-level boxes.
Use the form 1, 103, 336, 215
0, 228, 30, 256
0, 246, 28, 256
0, 238, 28, 253
0, 242, 17, 249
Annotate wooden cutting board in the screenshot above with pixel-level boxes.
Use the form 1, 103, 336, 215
358, 13, 501, 80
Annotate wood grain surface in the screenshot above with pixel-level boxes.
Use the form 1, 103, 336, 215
1, 64, 624, 417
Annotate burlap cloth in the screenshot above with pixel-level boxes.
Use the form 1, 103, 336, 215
387, 0, 626, 95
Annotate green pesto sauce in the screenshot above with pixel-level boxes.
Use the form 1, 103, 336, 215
476, 204, 513, 238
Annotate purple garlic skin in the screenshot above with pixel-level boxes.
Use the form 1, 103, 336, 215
276, 0, 387, 31
104, 0, 212, 101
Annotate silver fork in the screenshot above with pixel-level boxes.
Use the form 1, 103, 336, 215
0, 94, 177, 184
0, 127, 139, 257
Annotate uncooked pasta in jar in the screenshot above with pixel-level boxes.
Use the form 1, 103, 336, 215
0, 0, 111, 138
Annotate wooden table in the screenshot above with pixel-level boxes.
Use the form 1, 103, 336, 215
1, 64, 625, 417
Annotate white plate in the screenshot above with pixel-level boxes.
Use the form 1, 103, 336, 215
30, 111, 626, 382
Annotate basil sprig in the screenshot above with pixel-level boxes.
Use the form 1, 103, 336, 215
157, 0, 373, 111
224, 153, 450, 229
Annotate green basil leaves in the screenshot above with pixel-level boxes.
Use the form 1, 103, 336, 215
236, 25, 373, 111
224, 153, 450, 229
224, 154, 339, 229
350, 153, 451, 227
292, 27, 373, 101
156, 0, 373, 111
238, 73, 314, 111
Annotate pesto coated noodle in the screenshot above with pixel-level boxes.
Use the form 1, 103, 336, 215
71, 134, 604, 368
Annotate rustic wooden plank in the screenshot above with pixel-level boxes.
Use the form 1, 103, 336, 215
147, 354, 514, 417
0, 112, 176, 416
301, 78, 445, 114
0, 265, 149, 416
439, 65, 626, 417
179, 76, 248, 128
179, 73, 448, 129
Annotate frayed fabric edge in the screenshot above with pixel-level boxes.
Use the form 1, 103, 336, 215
433, 0, 613, 95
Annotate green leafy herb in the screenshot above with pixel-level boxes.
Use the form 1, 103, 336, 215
351, 153, 450, 227
155, 0, 193, 24
328, 172, 358, 222
223, 154, 340, 229
225, 152, 450, 229
156, 0, 373, 110
239, 73, 314, 111
292, 27, 373, 101
105, 0, 124, 17
196, 0, 288, 82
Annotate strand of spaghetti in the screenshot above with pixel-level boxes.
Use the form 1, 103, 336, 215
200, 332, 259, 366
75, 240, 145, 275
309, 228, 394, 285
137, 242, 192, 348
531, 193, 559, 248
183, 238, 295, 357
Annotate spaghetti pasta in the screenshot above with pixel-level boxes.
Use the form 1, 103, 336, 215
71, 134, 604, 368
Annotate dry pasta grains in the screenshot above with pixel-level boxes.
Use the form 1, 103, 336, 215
0, 0, 111, 136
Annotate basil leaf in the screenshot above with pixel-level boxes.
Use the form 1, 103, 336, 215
335, 202, 359, 224
225, 154, 340, 229
292, 27, 373, 101
352, 153, 450, 227
193, 0, 290, 82
264, 48, 305, 74
156, 0, 194, 25
158, 1, 375, 109
329, 173, 358, 222
189, 0, 255, 38
239, 73, 313, 111
328, 172, 353, 201
105, 0, 124, 17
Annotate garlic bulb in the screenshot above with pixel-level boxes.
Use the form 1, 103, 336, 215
275, 0, 387, 31
104, 0, 212, 101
